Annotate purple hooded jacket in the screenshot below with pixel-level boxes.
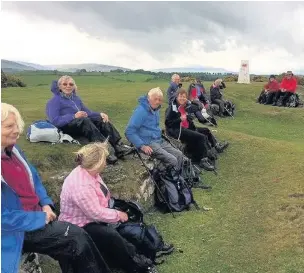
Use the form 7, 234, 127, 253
46, 80, 100, 128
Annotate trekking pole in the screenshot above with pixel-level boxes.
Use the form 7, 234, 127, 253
134, 148, 176, 218
224, 106, 234, 119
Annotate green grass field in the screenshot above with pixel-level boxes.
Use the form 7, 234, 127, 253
2, 72, 304, 273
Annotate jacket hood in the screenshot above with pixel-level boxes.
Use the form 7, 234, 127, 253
138, 95, 161, 111
51, 80, 76, 96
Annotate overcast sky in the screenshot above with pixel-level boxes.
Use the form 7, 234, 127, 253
1, 1, 304, 73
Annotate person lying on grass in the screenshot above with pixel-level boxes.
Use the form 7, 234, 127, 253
1, 103, 110, 273
58, 142, 174, 273
165, 88, 229, 171
46, 75, 132, 164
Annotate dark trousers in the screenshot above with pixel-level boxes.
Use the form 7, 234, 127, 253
195, 111, 207, 123
258, 90, 266, 103
213, 99, 225, 114
179, 128, 211, 162
83, 223, 138, 272
265, 92, 277, 104
60, 117, 121, 147
23, 221, 110, 273
274, 91, 293, 106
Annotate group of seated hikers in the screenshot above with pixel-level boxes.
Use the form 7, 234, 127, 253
167, 74, 235, 121
257, 71, 298, 107
1, 74, 232, 273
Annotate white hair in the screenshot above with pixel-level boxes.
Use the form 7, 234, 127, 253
171, 74, 180, 81
147, 87, 163, 98
57, 75, 77, 91
1, 103, 25, 133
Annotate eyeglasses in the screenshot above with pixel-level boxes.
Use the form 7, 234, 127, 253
62, 82, 74, 87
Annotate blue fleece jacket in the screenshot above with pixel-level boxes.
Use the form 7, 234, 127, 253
1, 145, 53, 273
125, 96, 162, 148
46, 80, 100, 128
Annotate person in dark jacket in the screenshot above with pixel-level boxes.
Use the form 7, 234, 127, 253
46, 76, 132, 164
125, 87, 184, 174
187, 78, 215, 124
273, 71, 298, 106
167, 74, 181, 104
165, 89, 229, 170
210, 79, 226, 117
257, 75, 280, 104
1, 103, 110, 273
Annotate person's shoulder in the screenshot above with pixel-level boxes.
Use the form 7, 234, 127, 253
47, 95, 60, 104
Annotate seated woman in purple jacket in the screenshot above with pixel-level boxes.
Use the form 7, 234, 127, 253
46, 75, 131, 164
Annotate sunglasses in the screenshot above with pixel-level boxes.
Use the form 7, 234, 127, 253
62, 82, 74, 87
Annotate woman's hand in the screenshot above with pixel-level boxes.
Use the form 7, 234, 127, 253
100, 113, 109, 122
42, 205, 57, 224
118, 211, 128, 222
75, 111, 88, 119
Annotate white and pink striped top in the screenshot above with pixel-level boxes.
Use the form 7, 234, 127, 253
58, 165, 120, 227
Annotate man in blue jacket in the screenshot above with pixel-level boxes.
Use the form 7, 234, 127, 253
167, 74, 181, 104
125, 87, 184, 173
1, 103, 110, 273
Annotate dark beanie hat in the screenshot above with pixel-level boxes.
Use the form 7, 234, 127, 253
269, 75, 275, 79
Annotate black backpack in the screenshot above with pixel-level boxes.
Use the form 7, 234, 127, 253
153, 168, 193, 213
286, 93, 300, 108
110, 198, 164, 261
181, 158, 202, 188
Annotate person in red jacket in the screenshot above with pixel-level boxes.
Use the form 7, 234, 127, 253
257, 75, 280, 104
273, 71, 297, 106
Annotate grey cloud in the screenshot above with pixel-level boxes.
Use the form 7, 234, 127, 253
3, 1, 304, 59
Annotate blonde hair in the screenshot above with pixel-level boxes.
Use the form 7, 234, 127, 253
148, 87, 163, 98
171, 74, 180, 81
214, 79, 223, 86
1, 103, 24, 133
75, 142, 109, 172
57, 75, 77, 91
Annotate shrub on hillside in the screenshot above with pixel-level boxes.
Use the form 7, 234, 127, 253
1, 71, 26, 88
1, 69, 8, 87
251, 75, 268, 82
224, 75, 238, 82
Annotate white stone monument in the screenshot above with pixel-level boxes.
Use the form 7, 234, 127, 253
237, 60, 250, 84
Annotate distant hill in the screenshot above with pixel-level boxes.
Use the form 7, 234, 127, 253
1, 59, 37, 72
49, 63, 131, 72
17, 61, 54, 71
1, 60, 131, 73
152, 65, 236, 74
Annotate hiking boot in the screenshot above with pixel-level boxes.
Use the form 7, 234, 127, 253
215, 141, 229, 153
107, 145, 118, 164
115, 144, 135, 158
199, 158, 215, 171
106, 154, 118, 164
156, 243, 174, 258
132, 254, 154, 273
207, 147, 218, 160
146, 266, 159, 273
